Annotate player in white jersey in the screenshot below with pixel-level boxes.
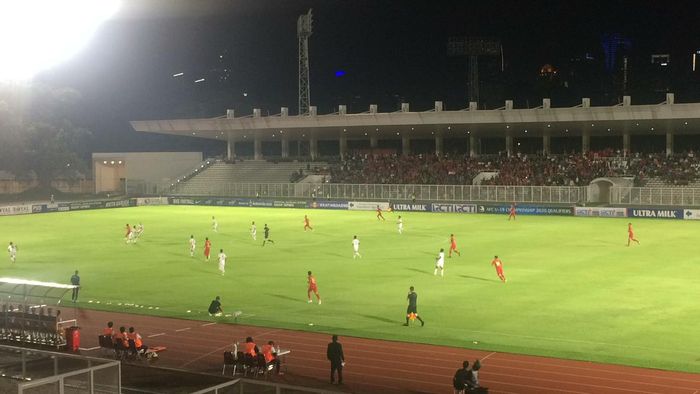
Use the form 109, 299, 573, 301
352, 235, 361, 259
397, 216, 403, 234
212, 216, 218, 232
135, 223, 144, 238
7, 242, 17, 263
218, 249, 227, 275
189, 235, 196, 257
250, 221, 257, 241
434, 248, 445, 277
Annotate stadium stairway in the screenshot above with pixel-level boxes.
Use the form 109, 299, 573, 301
174, 160, 327, 195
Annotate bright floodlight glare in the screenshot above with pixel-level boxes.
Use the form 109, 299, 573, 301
0, 0, 121, 81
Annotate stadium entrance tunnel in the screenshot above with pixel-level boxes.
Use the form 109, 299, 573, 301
587, 177, 633, 204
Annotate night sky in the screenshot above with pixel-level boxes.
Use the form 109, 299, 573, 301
34, 0, 700, 154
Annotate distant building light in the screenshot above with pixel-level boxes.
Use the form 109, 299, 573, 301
172, 72, 184, 77
194, 78, 205, 83
243, 92, 248, 97
102, 161, 107, 164
660, 62, 668, 66
118, 160, 122, 164
110, 161, 115, 164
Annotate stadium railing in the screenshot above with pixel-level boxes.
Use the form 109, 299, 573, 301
611, 187, 700, 206
190, 378, 344, 394
166, 182, 586, 204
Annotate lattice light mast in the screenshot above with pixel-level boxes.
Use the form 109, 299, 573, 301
447, 37, 502, 106
297, 9, 313, 115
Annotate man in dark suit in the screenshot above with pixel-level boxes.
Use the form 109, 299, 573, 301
326, 334, 345, 384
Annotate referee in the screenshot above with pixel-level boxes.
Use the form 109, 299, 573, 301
404, 286, 424, 326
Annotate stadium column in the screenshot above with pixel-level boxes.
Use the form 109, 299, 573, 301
254, 135, 262, 160
542, 135, 551, 155
623, 133, 630, 155
666, 132, 674, 156
505, 134, 513, 157
339, 133, 347, 160
370, 135, 378, 148
281, 137, 289, 158
435, 133, 443, 156
582, 132, 590, 154
402, 135, 411, 156
469, 135, 478, 158
226, 138, 233, 160
310, 136, 318, 160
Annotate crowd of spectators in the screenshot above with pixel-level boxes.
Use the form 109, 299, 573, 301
329, 150, 700, 187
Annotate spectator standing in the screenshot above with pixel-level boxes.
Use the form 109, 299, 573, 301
326, 335, 345, 384
70, 270, 80, 302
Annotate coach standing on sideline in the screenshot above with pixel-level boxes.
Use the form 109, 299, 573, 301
70, 270, 80, 302
326, 334, 345, 385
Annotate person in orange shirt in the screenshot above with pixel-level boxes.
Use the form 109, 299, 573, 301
449, 234, 461, 257
127, 327, 148, 353
124, 224, 131, 241
303, 215, 313, 231
508, 203, 516, 221
244, 336, 259, 357
116, 326, 129, 350
204, 237, 212, 261
307, 271, 321, 304
262, 340, 282, 375
491, 255, 507, 283
102, 321, 115, 344
627, 223, 640, 246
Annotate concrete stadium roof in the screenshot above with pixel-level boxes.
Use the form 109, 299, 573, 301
131, 97, 700, 141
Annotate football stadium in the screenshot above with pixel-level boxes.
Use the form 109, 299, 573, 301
2, 1, 700, 393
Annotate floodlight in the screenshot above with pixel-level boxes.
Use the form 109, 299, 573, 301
0, 0, 121, 81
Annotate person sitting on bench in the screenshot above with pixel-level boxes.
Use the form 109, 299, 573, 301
262, 340, 282, 375
127, 326, 148, 353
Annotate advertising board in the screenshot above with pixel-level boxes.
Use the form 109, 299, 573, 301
0, 205, 32, 216
628, 208, 683, 219
431, 203, 477, 213
574, 207, 627, 218
479, 205, 572, 216
348, 201, 390, 211
683, 209, 700, 220
309, 201, 349, 210
392, 203, 431, 212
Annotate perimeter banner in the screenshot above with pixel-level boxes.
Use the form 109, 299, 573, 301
431, 203, 477, 213
479, 204, 572, 216
628, 208, 683, 219
0, 204, 32, 216
348, 201, 390, 211
574, 207, 627, 218
683, 209, 700, 220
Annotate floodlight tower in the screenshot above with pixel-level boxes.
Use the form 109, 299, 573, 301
447, 37, 503, 105
298, 9, 313, 115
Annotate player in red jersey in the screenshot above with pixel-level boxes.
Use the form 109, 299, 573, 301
491, 255, 507, 283
307, 271, 321, 304
508, 202, 516, 220
448, 234, 461, 257
627, 223, 640, 246
124, 224, 131, 241
204, 237, 212, 261
376, 206, 385, 221
303, 215, 313, 231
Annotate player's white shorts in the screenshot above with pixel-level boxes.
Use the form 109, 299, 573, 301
435, 260, 444, 268
218, 262, 225, 272
353, 246, 359, 252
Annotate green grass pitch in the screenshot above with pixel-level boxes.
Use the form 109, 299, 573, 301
1, 206, 699, 372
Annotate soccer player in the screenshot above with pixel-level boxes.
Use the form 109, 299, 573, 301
124, 224, 131, 243
404, 286, 424, 326
627, 223, 640, 246
397, 215, 403, 234
376, 205, 385, 221
449, 234, 461, 257
508, 202, 516, 221
7, 242, 17, 264
307, 271, 321, 304
491, 255, 507, 283
434, 248, 446, 277
212, 216, 218, 232
303, 215, 313, 231
204, 237, 212, 261
250, 221, 257, 241
189, 235, 196, 257
218, 249, 227, 276
262, 224, 275, 246
352, 235, 361, 259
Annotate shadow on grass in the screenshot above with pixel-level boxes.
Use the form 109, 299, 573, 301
357, 313, 397, 324
267, 293, 299, 302
406, 268, 432, 275
459, 275, 499, 282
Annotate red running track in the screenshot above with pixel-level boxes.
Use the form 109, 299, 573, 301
71, 308, 700, 393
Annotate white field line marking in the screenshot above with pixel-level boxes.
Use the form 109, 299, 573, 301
147, 332, 165, 338
180, 329, 279, 368
481, 351, 497, 361
201, 322, 216, 327
79, 346, 100, 351
175, 327, 191, 332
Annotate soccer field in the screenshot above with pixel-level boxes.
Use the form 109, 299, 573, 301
1, 206, 699, 372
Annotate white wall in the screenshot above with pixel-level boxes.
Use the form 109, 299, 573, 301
123, 152, 202, 183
